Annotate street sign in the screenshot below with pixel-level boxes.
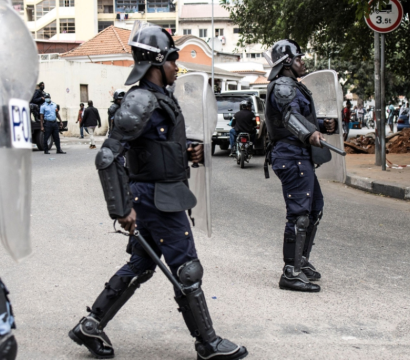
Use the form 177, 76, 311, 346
365, 0, 403, 33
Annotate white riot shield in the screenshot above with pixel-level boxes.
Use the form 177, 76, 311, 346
174, 73, 217, 237
301, 70, 346, 183
0, 0, 39, 261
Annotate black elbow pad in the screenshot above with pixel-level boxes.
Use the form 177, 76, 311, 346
95, 141, 133, 219
284, 111, 317, 144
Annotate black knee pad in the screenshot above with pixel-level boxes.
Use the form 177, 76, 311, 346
177, 259, 203, 286
0, 334, 18, 360
295, 215, 309, 232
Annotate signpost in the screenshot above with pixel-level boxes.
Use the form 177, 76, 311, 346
365, 0, 403, 170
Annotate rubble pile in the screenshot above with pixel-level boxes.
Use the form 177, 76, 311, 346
344, 128, 410, 154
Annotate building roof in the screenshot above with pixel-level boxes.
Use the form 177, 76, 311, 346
180, 4, 230, 19
61, 26, 131, 58
250, 76, 269, 85
177, 61, 244, 79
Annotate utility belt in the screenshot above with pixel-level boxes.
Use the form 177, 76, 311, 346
127, 138, 189, 182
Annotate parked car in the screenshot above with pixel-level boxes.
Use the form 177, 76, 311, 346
213, 94, 267, 155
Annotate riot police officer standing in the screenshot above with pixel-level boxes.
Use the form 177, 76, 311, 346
265, 40, 337, 292
107, 89, 125, 135
68, 22, 248, 360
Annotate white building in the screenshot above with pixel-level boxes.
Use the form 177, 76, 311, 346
178, 0, 268, 66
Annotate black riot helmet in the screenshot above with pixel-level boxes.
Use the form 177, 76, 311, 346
240, 99, 252, 110
113, 88, 126, 101
125, 21, 179, 86
267, 39, 305, 81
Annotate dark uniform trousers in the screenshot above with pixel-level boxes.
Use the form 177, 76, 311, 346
44, 121, 61, 152
115, 182, 198, 297
272, 156, 324, 261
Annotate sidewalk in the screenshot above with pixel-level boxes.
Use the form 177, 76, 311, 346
346, 153, 410, 200
60, 134, 106, 145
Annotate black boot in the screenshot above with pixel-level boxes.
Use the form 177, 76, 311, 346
279, 265, 320, 292
196, 337, 248, 360
69, 315, 114, 359
301, 257, 321, 281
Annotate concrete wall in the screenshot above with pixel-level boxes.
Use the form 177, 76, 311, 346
38, 61, 132, 136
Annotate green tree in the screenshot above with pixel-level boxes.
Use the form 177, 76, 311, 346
223, 0, 410, 100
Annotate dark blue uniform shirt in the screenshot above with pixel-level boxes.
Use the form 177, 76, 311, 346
269, 78, 325, 160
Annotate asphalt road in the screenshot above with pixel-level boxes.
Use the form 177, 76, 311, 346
1, 144, 409, 360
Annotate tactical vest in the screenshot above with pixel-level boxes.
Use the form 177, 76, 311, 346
265, 76, 319, 146
126, 91, 189, 183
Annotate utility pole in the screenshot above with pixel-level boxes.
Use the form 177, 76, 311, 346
380, 34, 386, 170
374, 32, 382, 166
211, 0, 214, 91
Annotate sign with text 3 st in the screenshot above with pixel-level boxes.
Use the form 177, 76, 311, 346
365, 0, 404, 33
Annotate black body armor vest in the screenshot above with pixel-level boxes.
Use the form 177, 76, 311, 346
265, 76, 319, 146
127, 91, 189, 183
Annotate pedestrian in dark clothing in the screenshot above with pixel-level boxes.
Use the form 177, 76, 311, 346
76, 103, 89, 139
40, 93, 66, 155
81, 100, 101, 149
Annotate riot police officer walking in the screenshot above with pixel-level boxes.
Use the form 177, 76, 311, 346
68, 22, 248, 360
264, 40, 338, 292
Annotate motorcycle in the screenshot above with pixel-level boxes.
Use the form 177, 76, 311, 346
233, 132, 253, 168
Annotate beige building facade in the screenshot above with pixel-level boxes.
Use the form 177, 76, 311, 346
13, 0, 178, 42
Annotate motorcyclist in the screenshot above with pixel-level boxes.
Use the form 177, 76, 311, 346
229, 100, 257, 156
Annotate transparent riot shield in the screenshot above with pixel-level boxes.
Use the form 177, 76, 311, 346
0, 0, 39, 261
301, 70, 346, 183
174, 73, 217, 237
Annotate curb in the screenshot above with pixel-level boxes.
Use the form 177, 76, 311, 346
345, 173, 410, 200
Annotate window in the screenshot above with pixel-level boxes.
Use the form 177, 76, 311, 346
191, 50, 196, 58
215, 96, 254, 114
98, 21, 114, 32
36, 0, 56, 20
246, 53, 260, 58
159, 23, 176, 35
60, 18, 75, 33
26, 5, 34, 21
59, 0, 74, 6
115, 0, 145, 12
12, 1, 24, 12
147, 0, 174, 13
80, 85, 89, 103
215, 28, 224, 36
183, 29, 192, 35
199, 29, 207, 38
98, 0, 114, 13
37, 21, 57, 40
233, 28, 241, 34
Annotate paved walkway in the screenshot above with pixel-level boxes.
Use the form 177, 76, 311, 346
346, 153, 410, 200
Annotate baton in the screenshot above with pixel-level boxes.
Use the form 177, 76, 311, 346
320, 140, 346, 156
134, 230, 183, 292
